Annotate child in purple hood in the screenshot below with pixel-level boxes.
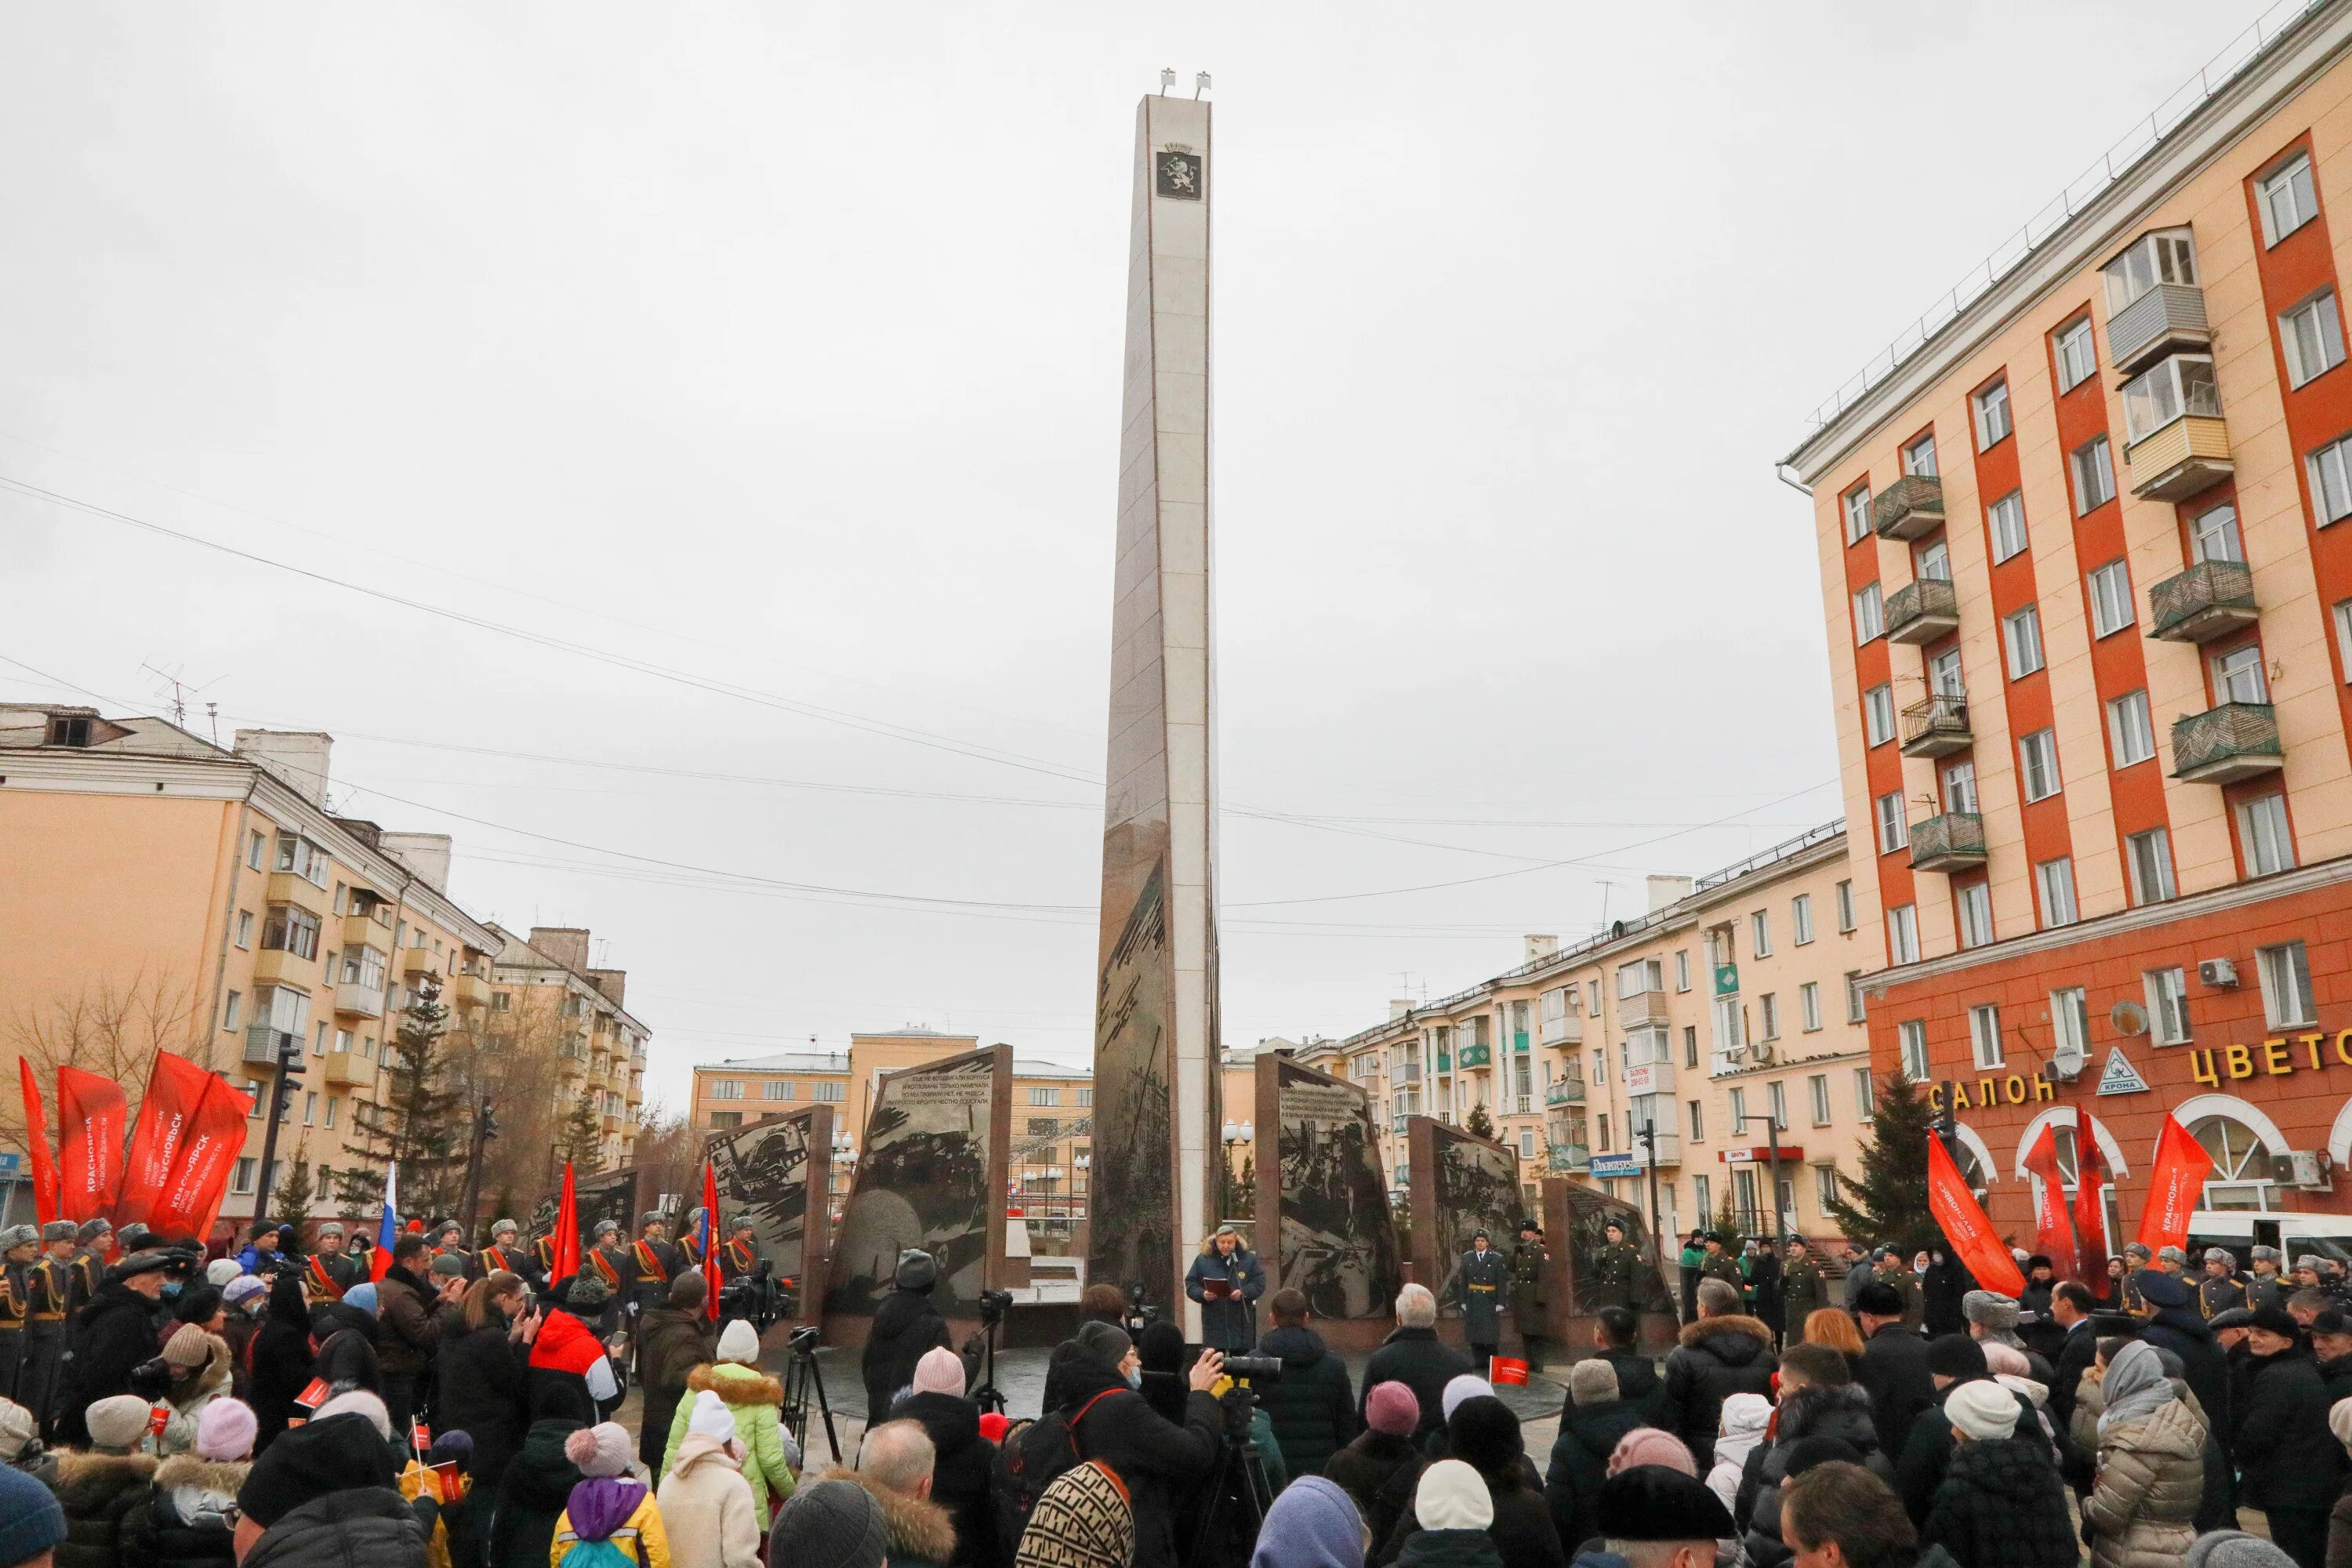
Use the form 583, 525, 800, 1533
553, 1421, 672, 1568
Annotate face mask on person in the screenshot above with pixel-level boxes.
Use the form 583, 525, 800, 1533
1914, 1262, 1927, 1276
1125, 1367, 1142, 1389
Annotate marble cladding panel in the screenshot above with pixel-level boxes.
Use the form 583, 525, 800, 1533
1263, 1058, 1401, 1319
823, 1051, 1000, 1322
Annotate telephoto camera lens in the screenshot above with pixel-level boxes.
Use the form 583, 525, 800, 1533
1218, 1354, 1283, 1384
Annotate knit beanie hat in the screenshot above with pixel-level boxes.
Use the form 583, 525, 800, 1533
1076, 1320, 1133, 1372
162, 1323, 214, 1369
717, 1319, 761, 1364
894, 1250, 939, 1293
1606, 1427, 1696, 1478
772, 1477, 890, 1568
1447, 1396, 1523, 1481
912, 1345, 967, 1397
0, 1396, 37, 1461
196, 1398, 258, 1461
1439, 1374, 1493, 1421
206, 1258, 243, 1287
1980, 1341, 2030, 1377
1944, 1380, 2020, 1441
1717, 1392, 1772, 1443
1926, 1334, 1988, 1381
564, 1421, 633, 1478
1569, 1359, 1620, 1407
313, 1389, 394, 1440
1414, 1459, 1494, 1531
1250, 1475, 1364, 1568
1364, 1381, 1419, 1437
224, 1275, 268, 1308
344, 1282, 379, 1315
0, 1465, 66, 1568
429, 1430, 475, 1472
568, 1270, 611, 1308
430, 1252, 469, 1281
86, 1394, 152, 1452
688, 1388, 738, 1444
2183, 1533, 2299, 1568
1137, 1319, 1187, 1374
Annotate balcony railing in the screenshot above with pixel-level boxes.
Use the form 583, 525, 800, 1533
1871, 474, 1944, 541
1548, 1143, 1591, 1171
242, 1025, 296, 1067
335, 982, 386, 1020
1392, 1114, 1411, 1133
1886, 577, 1960, 644
2108, 282, 2210, 375
2148, 559, 2257, 642
1545, 1079, 1586, 1106
1457, 1043, 1493, 1069
2171, 702, 2284, 783
1435, 1052, 1451, 1073
1540, 1014, 1584, 1047
1392, 1062, 1422, 1084
1617, 991, 1671, 1029
1900, 692, 1973, 758
2127, 414, 2232, 502
1908, 811, 1988, 873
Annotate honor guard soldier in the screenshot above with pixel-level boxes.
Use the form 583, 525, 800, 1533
1872, 1248, 1923, 1327
2200, 1247, 2249, 1319
307, 1224, 359, 1300
587, 1220, 630, 1298
1508, 1218, 1550, 1371
21, 1221, 76, 1430
2246, 1247, 2289, 1313
0, 1225, 32, 1402
1781, 1236, 1825, 1338
2121, 1243, 2154, 1312
630, 1211, 684, 1313
431, 1218, 473, 1273
1588, 1219, 1639, 1312
1698, 1232, 1745, 1294
481, 1218, 543, 1289
723, 1217, 760, 1281
70, 1219, 112, 1311
677, 1207, 707, 1269
1446, 1228, 1509, 1372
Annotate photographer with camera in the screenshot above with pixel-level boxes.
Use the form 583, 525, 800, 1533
1035, 1323, 1225, 1568
55, 1249, 180, 1446
1185, 1227, 1265, 1354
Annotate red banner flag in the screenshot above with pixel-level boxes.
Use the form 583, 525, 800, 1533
703, 1160, 722, 1323
552, 1162, 580, 1285
2020, 1121, 2078, 1282
2073, 1114, 2109, 1284
1926, 1133, 2027, 1298
2137, 1114, 2216, 1256
56, 1065, 129, 1222
148, 1076, 254, 1243
18, 1058, 60, 1228
114, 1051, 216, 1231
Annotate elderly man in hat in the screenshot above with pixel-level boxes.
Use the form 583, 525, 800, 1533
628, 1210, 686, 1315
1443, 1228, 1509, 1371
55, 1247, 174, 1445
0, 1225, 33, 1403
1962, 1287, 2055, 1386
481, 1217, 543, 1288
1589, 1457, 1736, 1568
2199, 1246, 2249, 1319
17, 1222, 77, 1430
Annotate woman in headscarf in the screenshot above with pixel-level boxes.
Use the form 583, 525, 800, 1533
2082, 1340, 2203, 1568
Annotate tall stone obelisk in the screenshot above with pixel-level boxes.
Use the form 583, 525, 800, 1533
1091, 90, 1219, 1332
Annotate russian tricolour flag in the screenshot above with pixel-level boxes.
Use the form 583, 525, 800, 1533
370, 1163, 399, 1283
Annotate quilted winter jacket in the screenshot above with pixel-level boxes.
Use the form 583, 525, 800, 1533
1918, 1436, 2077, 1568
659, 1363, 797, 1520
2082, 1397, 2205, 1568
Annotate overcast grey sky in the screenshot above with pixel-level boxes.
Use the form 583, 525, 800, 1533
0, 2, 2274, 1111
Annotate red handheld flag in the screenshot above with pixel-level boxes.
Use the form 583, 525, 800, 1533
19, 1058, 60, 1228
1926, 1133, 2027, 1298
115, 1051, 215, 1229
150, 1076, 255, 1243
552, 1162, 580, 1285
56, 1065, 129, 1222
2072, 1115, 2109, 1283
2136, 1114, 2216, 1256
2020, 1121, 2078, 1282
703, 1160, 722, 1323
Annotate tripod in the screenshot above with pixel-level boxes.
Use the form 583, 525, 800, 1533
1192, 1395, 1273, 1552
968, 1312, 1007, 1417
781, 1335, 841, 1464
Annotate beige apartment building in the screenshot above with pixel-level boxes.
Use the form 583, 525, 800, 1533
1305, 823, 1875, 1248
485, 925, 649, 1170
0, 705, 653, 1231
1780, 0, 2352, 1246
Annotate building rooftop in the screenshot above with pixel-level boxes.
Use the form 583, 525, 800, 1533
699, 1049, 1093, 1079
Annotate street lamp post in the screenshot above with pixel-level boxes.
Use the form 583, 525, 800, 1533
1635, 1120, 1664, 1291
1220, 1120, 1254, 1224
1730, 1111, 1788, 1259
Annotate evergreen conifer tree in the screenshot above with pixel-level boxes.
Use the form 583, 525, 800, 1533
557, 1093, 606, 1175
1824, 1071, 1938, 1255
1465, 1102, 1497, 1142
272, 1136, 316, 1231
334, 977, 465, 1215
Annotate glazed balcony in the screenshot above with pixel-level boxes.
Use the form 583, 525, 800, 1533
1908, 811, 1988, 873
1392, 1062, 1421, 1084
2127, 416, 2232, 502
2147, 559, 2258, 643
1545, 1078, 1585, 1106
341, 910, 390, 949
1900, 693, 1973, 759
334, 982, 386, 1019
450, 971, 492, 1011
1617, 991, 1671, 1029
2170, 702, 2284, 784
1541, 1013, 1584, 1047
2107, 282, 2209, 376
1871, 474, 1945, 541
1886, 577, 1960, 645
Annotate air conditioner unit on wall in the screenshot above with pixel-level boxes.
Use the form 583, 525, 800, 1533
2200, 957, 2240, 988
2269, 1150, 2334, 1190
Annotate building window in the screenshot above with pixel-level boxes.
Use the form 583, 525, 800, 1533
492, 991, 510, 1011
261, 905, 321, 961
1815, 1163, 1841, 1212
2259, 940, 2317, 1028
1029, 1087, 1062, 1106
763, 1080, 796, 1101
1759, 993, 1780, 1040
2056, 317, 2097, 392
1683, 1025, 1699, 1068
2238, 792, 2296, 875
1751, 911, 1773, 957
1767, 1080, 1789, 1130
1918, 539, 1950, 583
811, 1082, 845, 1102
232, 1158, 256, 1195
1875, 792, 1907, 855
709, 1110, 742, 1130
1956, 881, 1994, 949
1800, 982, 1822, 1033
1688, 1099, 1704, 1142
2213, 644, 2269, 705
1887, 905, 1919, 965
1835, 880, 1855, 932
1864, 684, 1896, 747
1596, 1114, 1610, 1152
2335, 601, 2352, 677
2019, 728, 2062, 801
1854, 1067, 1876, 1120
1842, 485, 1873, 546
2004, 605, 2045, 678
2073, 436, 2118, 514
1846, 972, 1866, 1024
1518, 1130, 1537, 1159
1987, 492, 2028, 563
1693, 1174, 1711, 1218
1904, 434, 1938, 477
222, 990, 241, 1031
2120, 355, 2220, 445
2036, 858, 2080, 927
2259, 151, 2319, 245
1617, 957, 1664, 996
303, 1091, 317, 1127
1674, 950, 1691, 992
245, 1080, 263, 1116
2283, 290, 2347, 387
235, 911, 254, 949
2190, 503, 2244, 564
1729, 1087, 1748, 1129
713, 1080, 743, 1101
2104, 228, 2198, 312
1970, 1004, 2005, 1069
1899, 1020, 1929, 1080
1077, 1087, 1094, 1107
2088, 560, 2135, 637
2125, 826, 2177, 904
247, 830, 267, 871
1793, 895, 1814, 946
2107, 690, 2156, 768
325, 1098, 338, 1129
1944, 759, 1978, 814
2308, 433, 2352, 524
2145, 967, 2190, 1045
1973, 379, 2012, 449
1854, 583, 1885, 644
2051, 985, 2090, 1060
1809, 1073, 1831, 1126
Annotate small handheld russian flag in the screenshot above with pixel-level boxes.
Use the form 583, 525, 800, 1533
371, 1163, 399, 1283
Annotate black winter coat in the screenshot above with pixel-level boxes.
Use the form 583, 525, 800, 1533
1254, 1324, 1359, 1479
58, 1283, 165, 1446
1859, 1323, 1936, 1458
891, 1391, 999, 1568
1918, 1436, 2076, 1568
1324, 1432, 1424, 1548
1359, 1327, 1475, 1440
121, 1457, 248, 1568
1377, 1470, 1566, 1568
1921, 1259, 1973, 1337
2142, 1306, 2234, 1446
249, 1276, 314, 1452
2047, 1319, 2098, 1439
2235, 1343, 2350, 1512
1657, 1314, 1777, 1469
1057, 1348, 1223, 1568
54, 1452, 162, 1568
485, 1417, 583, 1568
1894, 1380, 2042, 1524
863, 1288, 953, 1421
435, 1322, 532, 1496
1557, 1350, 1660, 1424
1394, 1530, 1503, 1568
1184, 1246, 1266, 1352
1735, 1384, 1886, 1568
1543, 1399, 1644, 1553
242, 1488, 427, 1568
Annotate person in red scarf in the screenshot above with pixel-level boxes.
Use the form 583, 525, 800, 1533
627, 1213, 684, 1315
532, 1272, 621, 1424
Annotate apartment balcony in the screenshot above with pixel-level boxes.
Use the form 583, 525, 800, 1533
249, 947, 313, 987
399, 946, 437, 979
264, 872, 325, 913
1392, 1062, 1421, 1085
1540, 1014, 1584, 1047
627, 1080, 644, 1105
1457, 1043, 1493, 1069
2148, 559, 2258, 643
1886, 577, 1960, 645
449, 972, 492, 1011
2171, 702, 2284, 784
1392, 1114, 1411, 1134
1635, 1131, 1682, 1166
1435, 1052, 1451, 1073
2108, 282, 2210, 375
1512, 1030, 1530, 1054
1908, 811, 1987, 873
1871, 474, 1944, 541
1548, 1143, 1591, 1172
602, 1115, 622, 1134
2127, 415, 2232, 502
1617, 992, 1671, 1029
1624, 1058, 1675, 1095
334, 982, 386, 1020
242, 1025, 296, 1067
321, 1050, 372, 1087
1545, 1079, 1585, 1106
1900, 693, 1973, 759
341, 912, 388, 949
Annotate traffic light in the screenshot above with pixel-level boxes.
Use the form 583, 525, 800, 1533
276, 1033, 307, 1123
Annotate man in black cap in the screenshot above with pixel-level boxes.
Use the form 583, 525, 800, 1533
234, 1403, 416, 1561
1508, 1218, 1549, 1371
1591, 1461, 1735, 1568
628, 1210, 684, 1315
861, 1248, 953, 1422
2237, 1304, 2346, 1567
1855, 1281, 1933, 1460
1444, 1229, 1508, 1372
1697, 1231, 1744, 1295
54, 1248, 173, 1445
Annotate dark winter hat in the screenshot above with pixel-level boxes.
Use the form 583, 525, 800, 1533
430, 1252, 469, 1280
1854, 1282, 1904, 1317
1446, 1396, 1523, 1480
2313, 1310, 2352, 1338
1471, 1228, 1490, 1243
1926, 1334, 1988, 1381
2249, 1305, 2302, 1338
77, 1218, 112, 1243
109, 1249, 174, 1281
2026, 1254, 2053, 1271
1137, 1318, 1187, 1374
1075, 1320, 1133, 1372
0, 1465, 66, 1568
2207, 1308, 2256, 1331
1594, 1465, 1735, 1541
2134, 1268, 2193, 1310
566, 1270, 611, 1308
894, 1249, 938, 1293
238, 1409, 401, 1527
1603, 1218, 1626, 1233
771, 1479, 888, 1568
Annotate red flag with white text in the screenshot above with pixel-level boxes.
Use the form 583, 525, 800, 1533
149, 1076, 255, 1242
19, 1058, 60, 1228
702, 1161, 721, 1323
56, 1065, 129, 1222
2136, 1114, 2216, 1256
2020, 1120, 2078, 1283
114, 1052, 215, 1230
1926, 1133, 2027, 1297
2073, 1114, 2109, 1283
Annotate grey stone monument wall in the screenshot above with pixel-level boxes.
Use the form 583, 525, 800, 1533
706, 1103, 836, 1324
1253, 1054, 1399, 1346
532, 1166, 640, 1248
1408, 1117, 1519, 1341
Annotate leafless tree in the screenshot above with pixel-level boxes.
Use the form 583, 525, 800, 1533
0, 967, 207, 1162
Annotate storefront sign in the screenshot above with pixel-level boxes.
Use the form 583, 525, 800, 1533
1624, 1063, 1668, 1096
1720, 1146, 1804, 1164
1588, 1152, 1643, 1179
2096, 1048, 2151, 1096
1926, 1074, 2055, 1112
2187, 1030, 2352, 1085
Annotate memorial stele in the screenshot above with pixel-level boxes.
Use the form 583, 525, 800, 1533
1090, 85, 1220, 1334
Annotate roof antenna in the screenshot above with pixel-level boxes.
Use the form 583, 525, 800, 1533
1195, 71, 1210, 99
1160, 67, 1174, 93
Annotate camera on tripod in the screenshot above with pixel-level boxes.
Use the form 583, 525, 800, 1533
787, 1324, 819, 1355
1123, 1280, 1159, 1338
978, 1287, 1014, 1325
720, 1260, 787, 1334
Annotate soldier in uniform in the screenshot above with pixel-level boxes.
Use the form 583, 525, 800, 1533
431, 1219, 473, 1274
2198, 1247, 2249, 1319
677, 1207, 707, 1270
0, 1225, 32, 1402
481, 1218, 543, 1290
2247, 1246, 2289, 1313
722, 1218, 760, 1279
70, 1219, 112, 1312
20, 1221, 76, 1431
2122, 1243, 2155, 1312
1445, 1228, 1509, 1372
1780, 1236, 1825, 1341
306, 1223, 359, 1301
1698, 1232, 1745, 1297
629, 1211, 684, 1314
1508, 1219, 1549, 1371
1873, 1248, 1922, 1327
1587, 1218, 1639, 1312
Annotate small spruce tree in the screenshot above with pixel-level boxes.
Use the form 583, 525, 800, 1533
1824, 1071, 1939, 1256
271, 1137, 316, 1232
335, 978, 466, 1215
557, 1094, 606, 1175
1465, 1102, 1497, 1142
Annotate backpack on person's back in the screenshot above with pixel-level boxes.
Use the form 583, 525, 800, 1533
993, 1390, 1122, 1563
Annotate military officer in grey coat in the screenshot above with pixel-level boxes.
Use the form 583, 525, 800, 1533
1446, 1229, 1510, 1370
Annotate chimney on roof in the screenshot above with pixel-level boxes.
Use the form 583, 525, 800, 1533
1646, 875, 1694, 913
529, 927, 592, 971
234, 729, 333, 808
1523, 935, 1559, 964
380, 832, 453, 893
1389, 999, 1414, 1021
587, 967, 626, 1007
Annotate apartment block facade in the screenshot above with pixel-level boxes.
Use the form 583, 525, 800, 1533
1305, 824, 1875, 1249
1784, 1, 2352, 1247
485, 924, 650, 1169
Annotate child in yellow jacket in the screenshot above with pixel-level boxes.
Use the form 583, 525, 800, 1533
552, 1422, 670, 1568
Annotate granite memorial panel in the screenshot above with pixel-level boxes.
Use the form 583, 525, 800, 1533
1253, 1054, 1398, 1338
707, 1103, 835, 1323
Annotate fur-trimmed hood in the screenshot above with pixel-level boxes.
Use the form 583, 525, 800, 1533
154, 1454, 252, 1495
1777, 1381, 1877, 1443
1677, 1313, 1775, 1363
687, 1362, 785, 1406
818, 1466, 959, 1565
56, 1450, 160, 1509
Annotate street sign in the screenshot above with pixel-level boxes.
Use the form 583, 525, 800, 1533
1588, 1152, 1643, 1179
2096, 1047, 2151, 1096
